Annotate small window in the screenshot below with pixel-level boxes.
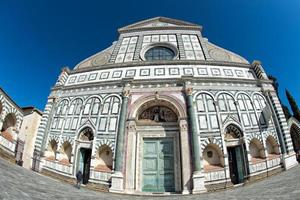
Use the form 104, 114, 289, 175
145, 46, 175, 61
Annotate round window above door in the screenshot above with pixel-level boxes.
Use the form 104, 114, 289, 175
140, 43, 178, 61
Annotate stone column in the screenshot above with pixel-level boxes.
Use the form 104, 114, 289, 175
185, 87, 206, 193
110, 89, 130, 193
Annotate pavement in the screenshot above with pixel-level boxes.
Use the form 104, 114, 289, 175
1, 158, 300, 200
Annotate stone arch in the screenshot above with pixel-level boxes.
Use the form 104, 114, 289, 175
103, 94, 122, 103
77, 126, 94, 141
193, 91, 216, 102
249, 138, 266, 160
265, 135, 280, 155
202, 143, 225, 172
130, 94, 186, 120
95, 139, 115, 156
247, 132, 263, 145
216, 91, 236, 101
224, 123, 244, 139
235, 91, 253, 102
68, 98, 84, 115
201, 137, 223, 152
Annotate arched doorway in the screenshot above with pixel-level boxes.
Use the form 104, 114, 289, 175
224, 124, 248, 184
290, 124, 300, 162
138, 105, 178, 192
125, 96, 185, 193
76, 127, 94, 184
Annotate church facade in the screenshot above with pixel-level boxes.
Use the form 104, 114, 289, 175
35, 17, 299, 194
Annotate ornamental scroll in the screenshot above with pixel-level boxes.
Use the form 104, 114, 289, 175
138, 106, 177, 122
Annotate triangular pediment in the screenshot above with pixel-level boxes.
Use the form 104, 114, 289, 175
119, 17, 201, 33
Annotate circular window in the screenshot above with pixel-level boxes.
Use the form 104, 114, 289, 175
144, 46, 175, 61
140, 43, 178, 61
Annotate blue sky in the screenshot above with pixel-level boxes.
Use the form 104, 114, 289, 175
0, 0, 299, 111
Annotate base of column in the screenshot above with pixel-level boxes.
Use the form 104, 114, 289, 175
181, 189, 191, 195
282, 153, 298, 170
192, 171, 206, 194
109, 171, 124, 193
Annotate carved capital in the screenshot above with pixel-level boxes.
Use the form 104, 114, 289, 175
185, 87, 193, 96
127, 122, 136, 132
123, 89, 130, 97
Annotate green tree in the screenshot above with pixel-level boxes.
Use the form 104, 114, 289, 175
286, 89, 300, 121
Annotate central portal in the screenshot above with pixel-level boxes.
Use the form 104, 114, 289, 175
142, 138, 175, 192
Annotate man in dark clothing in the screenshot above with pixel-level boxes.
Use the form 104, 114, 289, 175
76, 170, 83, 189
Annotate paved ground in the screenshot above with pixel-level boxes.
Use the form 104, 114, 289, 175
1, 158, 300, 200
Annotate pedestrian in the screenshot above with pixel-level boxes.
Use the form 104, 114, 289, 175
75, 170, 83, 189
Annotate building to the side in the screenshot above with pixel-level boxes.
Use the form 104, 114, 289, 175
18, 107, 43, 169
35, 17, 300, 194
0, 88, 24, 162
0, 88, 42, 167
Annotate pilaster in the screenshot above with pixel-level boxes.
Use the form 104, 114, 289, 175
184, 86, 206, 193
110, 87, 130, 193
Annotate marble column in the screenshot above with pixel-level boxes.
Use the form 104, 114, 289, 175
110, 89, 130, 193
185, 87, 206, 193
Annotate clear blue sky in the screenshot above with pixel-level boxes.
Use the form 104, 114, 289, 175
0, 0, 299, 111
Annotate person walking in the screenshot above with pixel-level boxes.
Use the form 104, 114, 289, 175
75, 170, 83, 189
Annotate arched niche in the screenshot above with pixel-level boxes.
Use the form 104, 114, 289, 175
46, 139, 58, 160
94, 145, 113, 172
203, 144, 224, 172
249, 138, 265, 161
290, 123, 300, 162
60, 141, 72, 163
1, 113, 17, 132
266, 136, 280, 156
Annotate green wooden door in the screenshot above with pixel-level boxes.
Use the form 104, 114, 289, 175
142, 138, 175, 192
235, 146, 246, 183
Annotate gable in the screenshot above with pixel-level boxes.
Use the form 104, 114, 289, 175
118, 16, 202, 33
